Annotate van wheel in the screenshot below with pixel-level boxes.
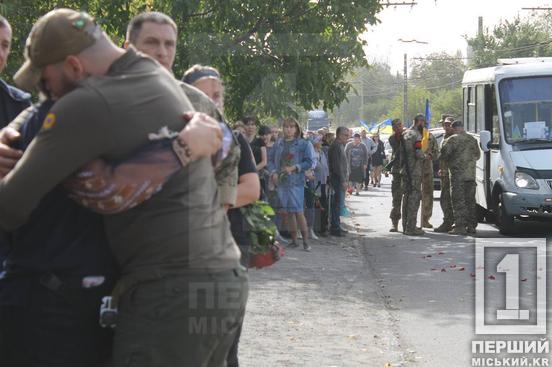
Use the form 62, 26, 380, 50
476, 205, 487, 223
496, 193, 515, 235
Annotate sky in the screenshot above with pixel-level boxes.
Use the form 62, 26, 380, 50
362, 0, 552, 73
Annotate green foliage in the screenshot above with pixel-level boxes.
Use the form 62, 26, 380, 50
2, 0, 383, 122
330, 63, 402, 125
410, 51, 465, 91
241, 200, 277, 255
385, 85, 462, 128
467, 15, 552, 69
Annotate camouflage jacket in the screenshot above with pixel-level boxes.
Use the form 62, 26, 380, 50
400, 127, 425, 180
388, 132, 402, 174
179, 82, 240, 207
438, 132, 453, 175
440, 131, 480, 182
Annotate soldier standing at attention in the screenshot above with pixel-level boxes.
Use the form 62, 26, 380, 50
434, 115, 455, 233
420, 127, 439, 228
401, 114, 427, 236
440, 120, 481, 235
388, 118, 404, 232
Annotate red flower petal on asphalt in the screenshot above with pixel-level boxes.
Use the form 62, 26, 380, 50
470, 273, 475, 277
488, 275, 496, 280
437, 251, 445, 255
521, 278, 527, 282
430, 268, 438, 271
441, 268, 446, 272
458, 267, 465, 271
426, 255, 432, 258
450, 264, 457, 268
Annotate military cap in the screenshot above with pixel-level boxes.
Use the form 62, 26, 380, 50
14, 9, 101, 91
439, 114, 452, 123
451, 120, 464, 128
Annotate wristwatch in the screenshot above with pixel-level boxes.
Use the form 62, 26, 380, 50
172, 137, 194, 167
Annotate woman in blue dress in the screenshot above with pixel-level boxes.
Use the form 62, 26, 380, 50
269, 118, 314, 251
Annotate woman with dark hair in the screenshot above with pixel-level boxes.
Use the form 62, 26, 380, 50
249, 123, 272, 199
268, 118, 314, 251
370, 133, 386, 187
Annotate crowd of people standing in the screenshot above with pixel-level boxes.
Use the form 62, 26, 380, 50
0, 7, 483, 367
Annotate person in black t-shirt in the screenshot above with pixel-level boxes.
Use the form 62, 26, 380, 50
249, 125, 271, 200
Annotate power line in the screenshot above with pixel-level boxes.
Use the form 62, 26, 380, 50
521, 7, 552, 11
380, 1, 418, 6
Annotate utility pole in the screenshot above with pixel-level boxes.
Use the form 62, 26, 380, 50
403, 53, 408, 124
359, 77, 364, 122
478, 16, 483, 36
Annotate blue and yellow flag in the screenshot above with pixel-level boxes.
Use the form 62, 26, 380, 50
421, 99, 431, 152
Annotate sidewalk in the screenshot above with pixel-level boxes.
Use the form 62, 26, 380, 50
239, 215, 406, 367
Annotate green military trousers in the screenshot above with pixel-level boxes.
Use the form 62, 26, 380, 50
389, 173, 403, 226
440, 172, 453, 227
113, 267, 249, 367
450, 179, 476, 229
401, 175, 422, 232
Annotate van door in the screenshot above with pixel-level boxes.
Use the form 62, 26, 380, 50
466, 85, 489, 209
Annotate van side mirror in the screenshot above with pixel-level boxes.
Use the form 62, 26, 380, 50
479, 130, 491, 152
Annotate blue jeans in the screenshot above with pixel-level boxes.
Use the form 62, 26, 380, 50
330, 176, 343, 232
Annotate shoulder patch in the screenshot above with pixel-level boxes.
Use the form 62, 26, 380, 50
43, 113, 56, 130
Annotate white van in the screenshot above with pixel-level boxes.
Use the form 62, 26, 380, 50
462, 58, 552, 234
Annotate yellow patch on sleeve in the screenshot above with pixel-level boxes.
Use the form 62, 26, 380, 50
43, 113, 56, 130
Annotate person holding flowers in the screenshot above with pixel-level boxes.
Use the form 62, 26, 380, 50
269, 118, 314, 251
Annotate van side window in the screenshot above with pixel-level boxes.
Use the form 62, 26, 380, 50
476, 85, 485, 133
463, 87, 469, 125
468, 86, 476, 133
489, 85, 500, 145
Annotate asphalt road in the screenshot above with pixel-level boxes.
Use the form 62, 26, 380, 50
241, 176, 551, 367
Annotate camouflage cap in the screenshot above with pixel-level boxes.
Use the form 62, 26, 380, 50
451, 120, 464, 128
14, 9, 101, 91
439, 113, 452, 123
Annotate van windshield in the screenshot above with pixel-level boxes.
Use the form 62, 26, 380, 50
499, 76, 552, 145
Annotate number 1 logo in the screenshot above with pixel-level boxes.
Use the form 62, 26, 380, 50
475, 240, 547, 335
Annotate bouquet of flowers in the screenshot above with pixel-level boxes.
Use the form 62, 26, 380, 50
304, 183, 324, 212
278, 152, 294, 184
241, 200, 285, 269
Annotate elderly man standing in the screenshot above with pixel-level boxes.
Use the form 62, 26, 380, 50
345, 133, 368, 196
328, 126, 349, 237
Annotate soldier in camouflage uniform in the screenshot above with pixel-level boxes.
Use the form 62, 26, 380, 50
420, 130, 439, 228
388, 118, 405, 232
440, 120, 481, 235
434, 115, 455, 232
400, 114, 427, 236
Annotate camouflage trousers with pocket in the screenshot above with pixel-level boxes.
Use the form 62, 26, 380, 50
421, 159, 434, 224
450, 179, 476, 229
401, 175, 422, 232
